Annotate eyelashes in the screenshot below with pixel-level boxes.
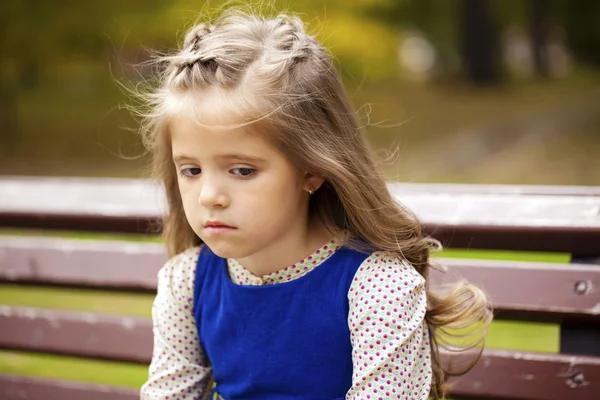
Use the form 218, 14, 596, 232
178, 167, 257, 179
231, 167, 256, 178
179, 167, 201, 177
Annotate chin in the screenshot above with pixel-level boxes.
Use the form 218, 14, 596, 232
202, 240, 244, 259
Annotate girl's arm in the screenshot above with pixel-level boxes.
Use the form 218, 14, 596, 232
347, 252, 432, 400
141, 247, 212, 400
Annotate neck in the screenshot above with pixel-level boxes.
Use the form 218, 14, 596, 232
234, 219, 333, 277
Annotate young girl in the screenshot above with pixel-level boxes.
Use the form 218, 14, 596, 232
139, 9, 491, 400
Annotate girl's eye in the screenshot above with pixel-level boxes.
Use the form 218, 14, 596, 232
231, 167, 256, 178
180, 167, 201, 177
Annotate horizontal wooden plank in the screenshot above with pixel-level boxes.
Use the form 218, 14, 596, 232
0, 236, 165, 292
0, 177, 164, 219
421, 224, 600, 255
1, 304, 599, 399
390, 183, 600, 196
0, 373, 138, 400
448, 349, 600, 399
2, 236, 600, 324
1, 348, 599, 400
432, 258, 600, 326
0, 307, 153, 364
1, 177, 599, 254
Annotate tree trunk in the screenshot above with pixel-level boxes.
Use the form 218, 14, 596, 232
530, 0, 550, 77
459, 0, 502, 85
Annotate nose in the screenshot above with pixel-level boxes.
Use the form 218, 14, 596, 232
198, 177, 229, 208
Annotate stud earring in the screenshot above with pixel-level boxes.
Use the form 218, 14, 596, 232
308, 185, 315, 195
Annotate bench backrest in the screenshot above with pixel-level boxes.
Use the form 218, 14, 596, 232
1, 177, 599, 400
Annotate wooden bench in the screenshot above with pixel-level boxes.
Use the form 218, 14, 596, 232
0, 176, 599, 400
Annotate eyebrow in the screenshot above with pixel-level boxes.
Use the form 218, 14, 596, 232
216, 153, 266, 163
172, 154, 197, 164
172, 153, 265, 163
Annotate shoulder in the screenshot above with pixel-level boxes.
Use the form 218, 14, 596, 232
348, 250, 425, 300
156, 246, 202, 299
161, 246, 202, 276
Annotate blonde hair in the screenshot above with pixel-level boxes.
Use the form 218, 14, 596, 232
136, 9, 492, 398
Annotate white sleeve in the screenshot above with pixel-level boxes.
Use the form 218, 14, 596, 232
346, 251, 432, 399
140, 246, 212, 400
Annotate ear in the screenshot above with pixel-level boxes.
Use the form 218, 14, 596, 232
302, 172, 325, 193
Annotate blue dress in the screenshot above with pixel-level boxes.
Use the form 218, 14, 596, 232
193, 244, 371, 400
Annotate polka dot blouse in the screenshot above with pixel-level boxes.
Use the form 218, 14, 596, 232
140, 237, 432, 399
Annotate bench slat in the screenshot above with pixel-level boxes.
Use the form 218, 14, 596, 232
2, 177, 599, 254
433, 258, 600, 326
3, 213, 597, 254
2, 237, 599, 324
423, 225, 600, 256
448, 348, 600, 399
0, 307, 152, 364
1, 339, 599, 400
0, 374, 138, 400
0, 236, 164, 291
390, 183, 600, 196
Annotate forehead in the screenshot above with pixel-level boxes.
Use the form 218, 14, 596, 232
168, 103, 277, 161
170, 113, 255, 145
166, 86, 286, 160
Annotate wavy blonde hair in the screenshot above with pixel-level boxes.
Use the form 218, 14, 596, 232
136, 9, 492, 398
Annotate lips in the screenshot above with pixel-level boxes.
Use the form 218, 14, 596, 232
204, 221, 236, 229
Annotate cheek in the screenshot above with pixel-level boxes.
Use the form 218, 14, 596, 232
178, 183, 199, 219
251, 173, 302, 218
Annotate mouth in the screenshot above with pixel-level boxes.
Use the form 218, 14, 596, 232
204, 221, 237, 230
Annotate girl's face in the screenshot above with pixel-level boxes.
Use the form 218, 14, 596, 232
170, 111, 324, 271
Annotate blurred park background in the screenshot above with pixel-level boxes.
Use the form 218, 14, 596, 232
1, 0, 600, 184
2, 1, 599, 393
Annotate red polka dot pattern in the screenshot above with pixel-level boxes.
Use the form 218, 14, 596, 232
347, 251, 432, 399
141, 246, 211, 399
228, 238, 338, 285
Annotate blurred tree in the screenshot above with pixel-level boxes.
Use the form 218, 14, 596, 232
459, 0, 502, 85
557, 1, 600, 67
529, 0, 550, 77
0, 1, 24, 142
366, 0, 507, 85
0, 0, 167, 143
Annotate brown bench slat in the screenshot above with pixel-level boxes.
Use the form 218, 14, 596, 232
3, 212, 597, 255
390, 182, 600, 196
0, 373, 138, 400
2, 177, 599, 254
1, 346, 598, 400
0, 307, 153, 364
433, 258, 600, 326
0, 236, 165, 291
423, 225, 600, 256
1, 306, 599, 399
449, 349, 600, 400
2, 236, 599, 324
